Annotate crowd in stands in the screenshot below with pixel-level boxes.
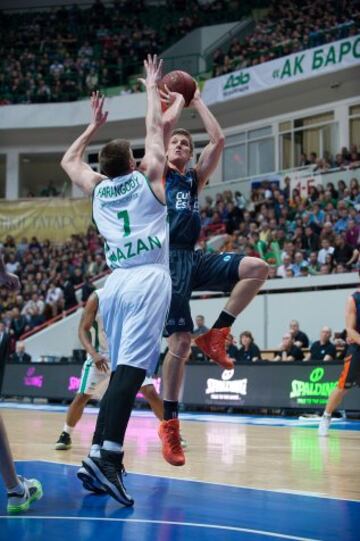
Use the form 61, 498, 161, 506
296, 147, 360, 171
191, 316, 348, 363
0, 226, 107, 354
198, 154, 360, 279
2, 0, 359, 105
212, 0, 360, 77
0, 0, 249, 105
0, 154, 359, 356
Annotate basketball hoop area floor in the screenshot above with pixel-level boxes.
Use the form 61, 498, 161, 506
0, 404, 359, 541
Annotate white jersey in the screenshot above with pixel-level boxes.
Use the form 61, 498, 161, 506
92, 170, 168, 270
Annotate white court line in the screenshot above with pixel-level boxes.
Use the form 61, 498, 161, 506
0, 515, 321, 541
31, 459, 360, 504
0, 403, 356, 428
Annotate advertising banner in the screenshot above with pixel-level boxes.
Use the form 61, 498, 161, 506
203, 35, 360, 105
182, 363, 360, 410
2, 363, 360, 410
1, 364, 152, 403
0, 198, 91, 242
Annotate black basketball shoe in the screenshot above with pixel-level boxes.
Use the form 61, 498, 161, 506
77, 465, 107, 494
55, 431, 72, 450
82, 450, 134, 506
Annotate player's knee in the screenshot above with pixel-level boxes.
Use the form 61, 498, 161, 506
141, 384, 155, 399
239, 257, 269, 281
169, 332, 191, 359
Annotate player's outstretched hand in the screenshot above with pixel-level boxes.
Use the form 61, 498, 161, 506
90, 91, 108, 128
188, 83, 201, 108
138, 54, 163, 89
94, 353, 110, 373
0, 271, 20, 291
159, 84, 185, 108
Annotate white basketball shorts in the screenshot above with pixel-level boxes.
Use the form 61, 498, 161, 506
78, 356, 111, 398
100, 264, 171, 375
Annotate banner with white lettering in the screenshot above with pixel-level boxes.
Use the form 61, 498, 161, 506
203, 35, 360, 105
0, 198, 91, 242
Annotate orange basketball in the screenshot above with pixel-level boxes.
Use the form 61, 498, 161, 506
159, 70, 196, 107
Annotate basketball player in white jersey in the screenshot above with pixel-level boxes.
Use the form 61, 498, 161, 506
61, 55, 171, 506
54, 289, 164, 451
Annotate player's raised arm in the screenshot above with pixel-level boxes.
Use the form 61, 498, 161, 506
61, 91, 108, 195
161, 85, 185, 150
78, 292, 108, 372
191, 86, 225, 192
138, 55, 166, 203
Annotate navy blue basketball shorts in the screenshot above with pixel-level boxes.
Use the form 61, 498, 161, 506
165, 249, 244, 336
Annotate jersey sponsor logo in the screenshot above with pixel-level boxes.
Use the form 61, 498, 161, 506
97, 176, 140, 199
175, 191, 199, 211
107, 235, 162, 264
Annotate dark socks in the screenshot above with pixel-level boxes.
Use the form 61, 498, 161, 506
102, 365, 146, 445
212, 310, 236, 329
92, 372, 114, 446
163, 400, 179, 421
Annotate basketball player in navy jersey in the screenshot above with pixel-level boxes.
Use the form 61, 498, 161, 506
319, 273, 360, 436
158, 85, 269, 466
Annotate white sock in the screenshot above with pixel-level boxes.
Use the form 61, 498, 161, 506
89, 444, 101, 458
323, 412, 331, 418
102, 440, 123, 453
63, 424, 74, 435
7, 479, 24, 495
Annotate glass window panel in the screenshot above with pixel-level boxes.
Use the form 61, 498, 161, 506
223, 144, 246, 181
322, 123, 338, 163
225, 133, 246, 145
279, 121, 291, 132
294, 128, 320, 166
280, 133, 292, 170
294, 112, 333, 128
247, 126, 272, 140
350, 105, 360, 116
248, 138, 274, 176
350, 118, 360, 147
0, 156, 5, 198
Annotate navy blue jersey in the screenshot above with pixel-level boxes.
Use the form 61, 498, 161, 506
352, 291, 360, 332
165, 167, 201, 249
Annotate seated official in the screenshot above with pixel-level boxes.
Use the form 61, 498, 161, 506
10, 341, 32, 363
225, 333, 238, 363
274, 333, 304, 362
237, 331, 261, 362
306, 326, 337, 361
192, 315, 209, 338
289, 319, 309, 348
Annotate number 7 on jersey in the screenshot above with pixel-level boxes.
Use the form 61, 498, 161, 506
117, 210, 131, 237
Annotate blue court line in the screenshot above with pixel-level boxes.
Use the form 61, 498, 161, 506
0, 461, 359, 541
1, 402, 359, 430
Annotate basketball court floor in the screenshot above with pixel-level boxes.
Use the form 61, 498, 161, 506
0, 403, 359, 540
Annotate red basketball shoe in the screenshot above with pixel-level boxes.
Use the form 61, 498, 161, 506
159, 419, 185, 466
194, 327, 234, 369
